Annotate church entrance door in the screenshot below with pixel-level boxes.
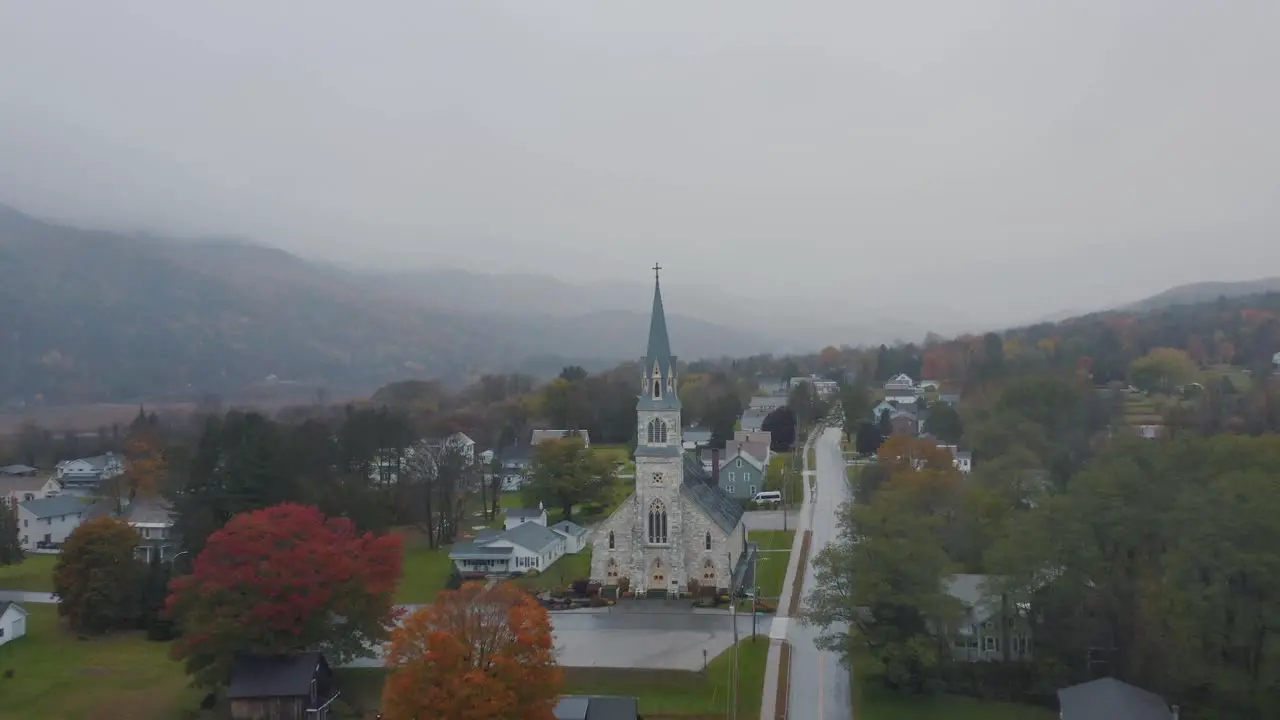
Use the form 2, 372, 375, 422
650, 557, 666, 589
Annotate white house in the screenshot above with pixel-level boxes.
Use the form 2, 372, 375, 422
449, 517, 568, 577
885, 373, 915, 392
504, 505, 548, 530
549, 520, 590, 554
917, 380, 941, 392
0, 474, 61, 509
124, 497, 178, 563
937, 444, 973, 474
426, 432, 477, 466
55, 453, 124, 493
0, 601, 27, 647
17, 495, 89, 551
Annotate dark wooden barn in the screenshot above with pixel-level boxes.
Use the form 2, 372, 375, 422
227, 652, 340, 720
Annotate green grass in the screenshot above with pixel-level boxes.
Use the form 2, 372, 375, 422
393, 529, 456, 604
807, 447, 817, 470
852, 657, 1055, 720
592, 443, 631, 466
564, 639, 769, 719
514, 549, 593, 592
0, 604, 208, 720
748, 530, 793, 601
0, 553, 57, 592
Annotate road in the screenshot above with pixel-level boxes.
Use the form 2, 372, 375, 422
786, 427, 854, 719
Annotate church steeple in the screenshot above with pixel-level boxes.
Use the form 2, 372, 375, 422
638, 264, 680, 411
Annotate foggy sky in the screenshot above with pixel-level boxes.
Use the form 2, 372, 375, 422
2, 1, 1279, 328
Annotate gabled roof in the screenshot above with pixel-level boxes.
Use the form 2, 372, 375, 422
0, 475, 54, 495
1057, 677, 1172, 720
0, 464, 38, 476
722, 443, 767, 470
507, 507, 545, 519
554, 695, 640, 720
531, 429, 591, 446
122, 497, 175, 526
499, 520, 563, 554
228, 653, 329, 699
681, 471, 745, 534
550, 520, 589, 538
0, 601, 27, 619
19, 495, 89, 519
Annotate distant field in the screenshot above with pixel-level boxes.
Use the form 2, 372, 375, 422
0, 395, 362, 436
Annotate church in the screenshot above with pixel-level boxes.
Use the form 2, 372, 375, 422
590, 267, 748, 596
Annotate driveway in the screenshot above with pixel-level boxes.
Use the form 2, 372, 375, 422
743, 509, 800, 532
0, 590, 56, 604
345, 606, 770, 670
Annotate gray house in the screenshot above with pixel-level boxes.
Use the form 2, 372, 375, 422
945, 574, 1034, 662
1057, 678, 1178, 720
718, 446, 767, 501
739, 408, 770, 432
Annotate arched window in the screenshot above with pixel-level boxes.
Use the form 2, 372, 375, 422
647, 418, 668, 444
705, 531, 712, 550
608, 531, 615, 549
652, 379, 661, 399
647, 499, 668, 545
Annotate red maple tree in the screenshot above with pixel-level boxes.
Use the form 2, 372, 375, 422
381, 581, 562, 720
167, 503, 403, 687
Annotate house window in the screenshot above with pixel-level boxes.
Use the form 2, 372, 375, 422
727, 483, 735, 493
705, 531, 712, 550
608, 531, 615, 549
736, 458, 742, 468
647, 418, 668, 444
647, 499, 668, 545
728, 472, 735, 483
984, 636, 998, 652
749, 485, 756, 495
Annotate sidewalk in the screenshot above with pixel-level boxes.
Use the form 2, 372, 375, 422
760, 426, 820, 720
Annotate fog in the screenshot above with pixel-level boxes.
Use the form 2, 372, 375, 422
2, 1, 1279, 329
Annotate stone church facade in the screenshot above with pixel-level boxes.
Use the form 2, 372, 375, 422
590, 269, 747, 595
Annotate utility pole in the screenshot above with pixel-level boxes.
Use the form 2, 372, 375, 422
728, 550, 739, 720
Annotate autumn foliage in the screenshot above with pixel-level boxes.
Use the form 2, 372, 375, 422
167, 503, 403, 687
54, 517, 145, 634
382, 581, 562, 720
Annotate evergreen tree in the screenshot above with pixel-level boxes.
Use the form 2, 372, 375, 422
0, 507, 23, 565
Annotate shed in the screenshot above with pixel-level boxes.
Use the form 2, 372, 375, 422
227, 652, 339, 720
1057, 677, 1175, 720
0, 601, 27, 647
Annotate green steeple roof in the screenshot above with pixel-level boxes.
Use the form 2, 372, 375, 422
646, 273, 672, 369
638, 266, 680, 411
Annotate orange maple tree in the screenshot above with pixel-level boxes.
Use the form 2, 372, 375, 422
382, 581, 562, 720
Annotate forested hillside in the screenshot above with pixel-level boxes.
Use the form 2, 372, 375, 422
0, 206, 771, 405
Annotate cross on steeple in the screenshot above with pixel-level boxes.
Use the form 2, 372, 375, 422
653, 263, 662, 282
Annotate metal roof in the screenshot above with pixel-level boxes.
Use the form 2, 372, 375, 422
499, 521, 564, 554
228, 653, 328, 699
680, 469, 745, 534
1057, 678, 1172, 720
449, 542, 515, 558
19, 494, 89, 519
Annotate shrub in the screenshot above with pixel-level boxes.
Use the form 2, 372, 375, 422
617, 576, 631, 592
571, 578, 590, 596
445, 566, 464, 591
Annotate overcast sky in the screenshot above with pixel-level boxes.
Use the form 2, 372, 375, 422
2, 1, 1279, 327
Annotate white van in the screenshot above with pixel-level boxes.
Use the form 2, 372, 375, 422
752, 491, 782, 505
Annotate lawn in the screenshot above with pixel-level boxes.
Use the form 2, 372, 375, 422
514, 548, 593, 592
392, 527, 456, 605
564, 639, 769, 719
0, 553, 57, 592
852, 659, 1055, 720
747, 530, 793, 602
0, 604, 207, 720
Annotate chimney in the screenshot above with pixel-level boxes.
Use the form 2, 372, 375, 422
711, 448, 720, 486
1171, 705, 1179, 720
